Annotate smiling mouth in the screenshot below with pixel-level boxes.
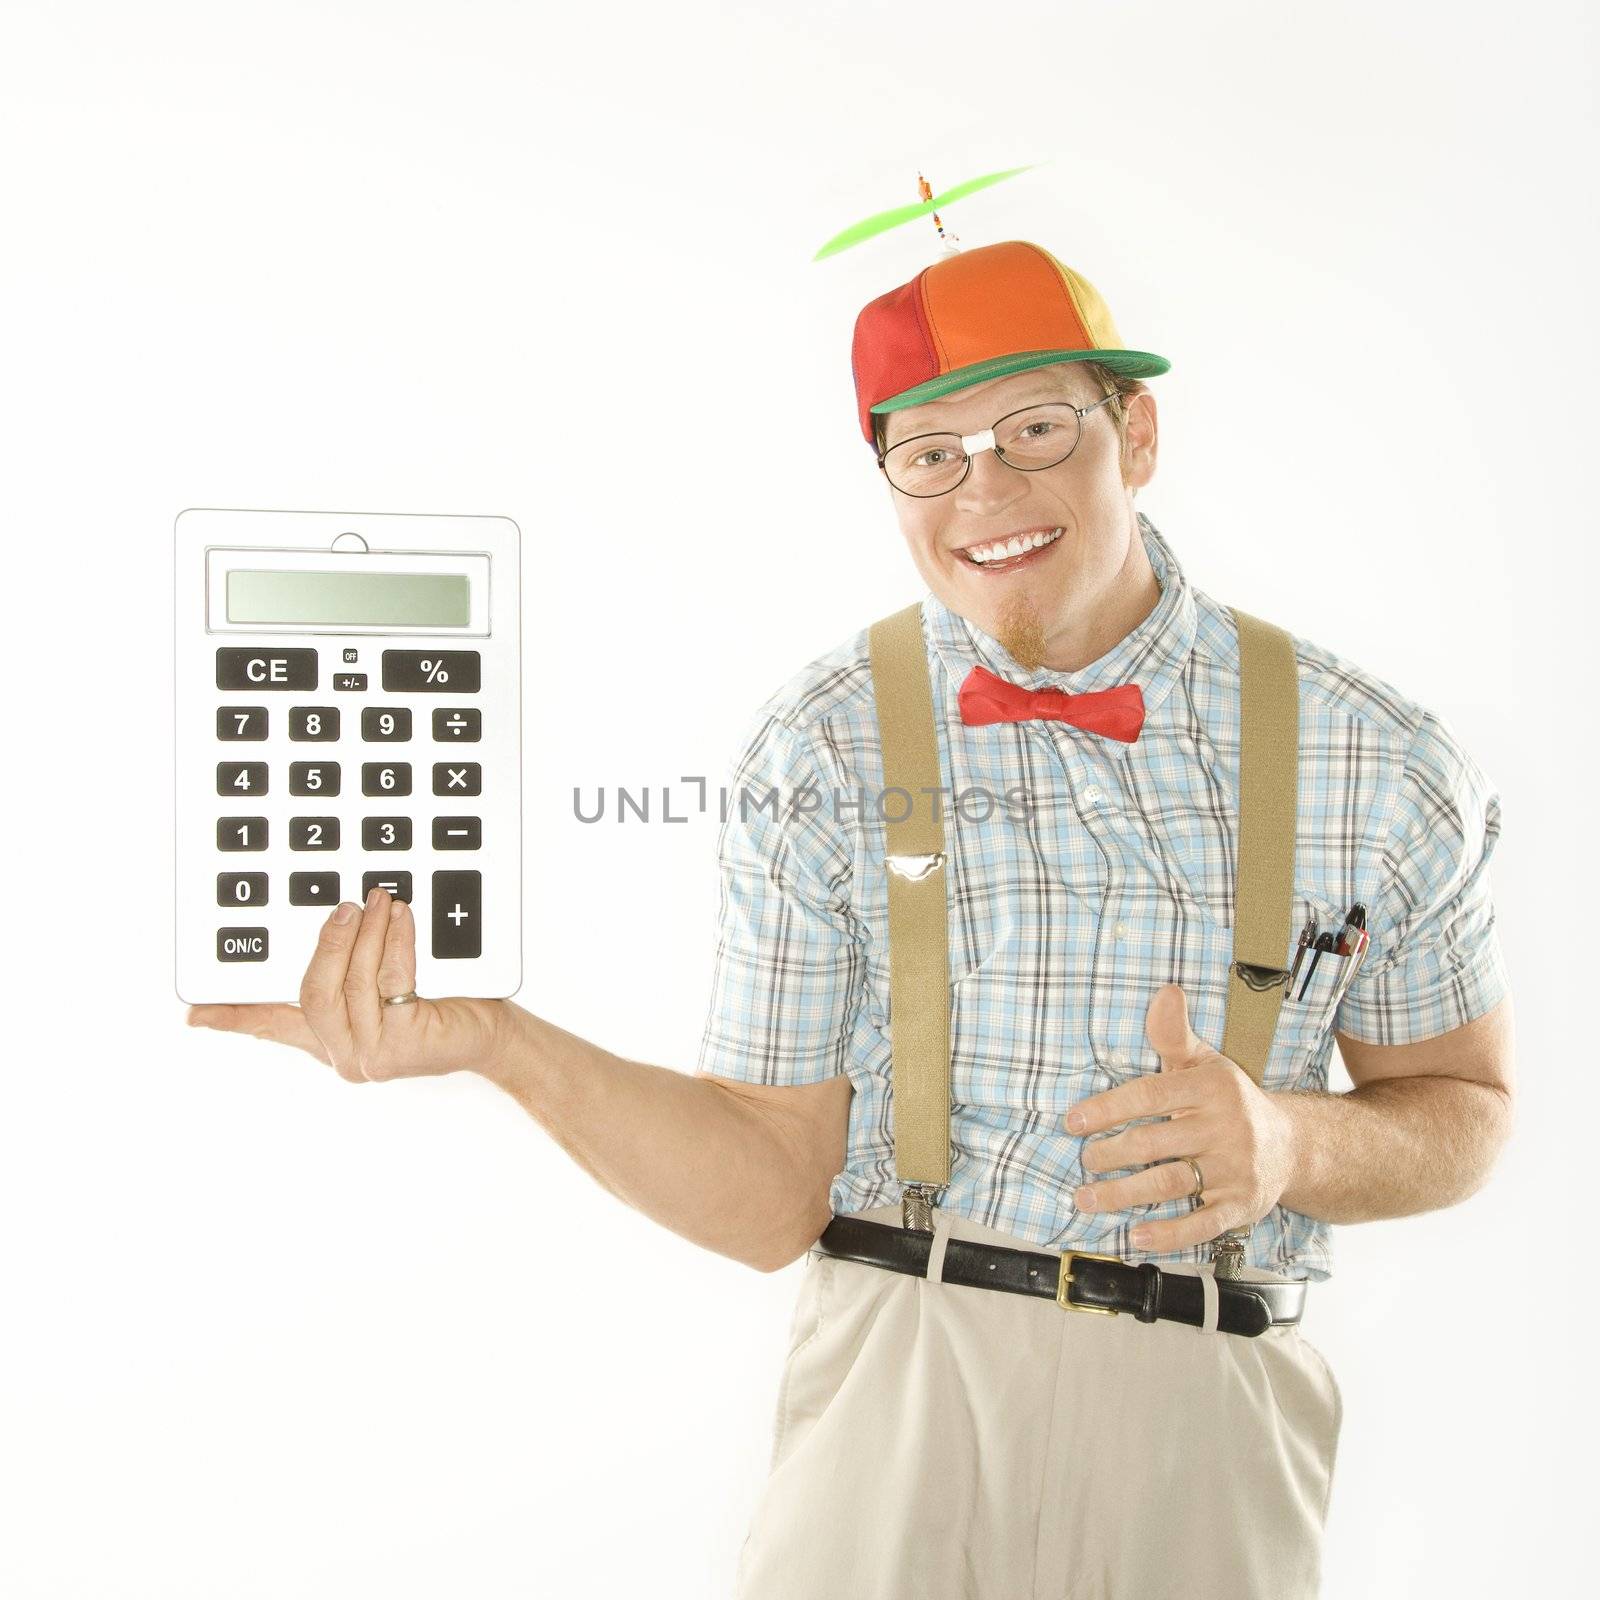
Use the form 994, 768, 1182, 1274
955, 525, 1064, 570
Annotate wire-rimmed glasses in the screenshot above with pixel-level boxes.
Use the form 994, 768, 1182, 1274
876, 393, 1121, 498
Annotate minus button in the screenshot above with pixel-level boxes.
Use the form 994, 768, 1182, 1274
432, 816, 482, 850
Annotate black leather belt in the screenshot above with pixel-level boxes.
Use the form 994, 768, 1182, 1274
815, 1214, 1307, 1339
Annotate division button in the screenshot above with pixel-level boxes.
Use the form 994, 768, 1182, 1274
433, 707, 482, 741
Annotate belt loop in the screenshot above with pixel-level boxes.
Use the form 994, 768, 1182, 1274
924, 1208, 955, 1283
1199, 1263, 1221, 1334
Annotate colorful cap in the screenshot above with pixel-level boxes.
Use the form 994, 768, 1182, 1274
851, 239, 1169, 449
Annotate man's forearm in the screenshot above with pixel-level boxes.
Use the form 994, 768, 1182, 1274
474, 1002, 815, 1273
1273, 1075, 1513, 1224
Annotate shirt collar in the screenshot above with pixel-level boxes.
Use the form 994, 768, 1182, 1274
923, 510, 1197, 725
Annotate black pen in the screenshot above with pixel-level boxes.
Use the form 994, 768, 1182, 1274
1287, 916, 1318, 990
1297, 930, 1338, 1001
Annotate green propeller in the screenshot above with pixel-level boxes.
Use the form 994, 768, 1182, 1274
812, 163, 1045, 260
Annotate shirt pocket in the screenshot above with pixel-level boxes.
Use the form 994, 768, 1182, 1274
1088, 881, 1351, 1096
1262, 887, 1355, 1091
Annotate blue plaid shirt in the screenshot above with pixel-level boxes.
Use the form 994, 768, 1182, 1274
696, 512, 1509, 1280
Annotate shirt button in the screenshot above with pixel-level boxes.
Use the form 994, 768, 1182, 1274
1082, 786, 1102, 805
1114, 921, 1130, 939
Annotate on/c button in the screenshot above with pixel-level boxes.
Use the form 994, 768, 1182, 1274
217, 927, 269, 962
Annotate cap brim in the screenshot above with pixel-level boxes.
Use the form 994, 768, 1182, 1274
869, 348, 1170, 414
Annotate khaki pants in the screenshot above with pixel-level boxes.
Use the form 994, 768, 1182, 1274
735, 1202, 1342, 1600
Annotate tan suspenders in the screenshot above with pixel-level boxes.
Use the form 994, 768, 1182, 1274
865, 601, 1300, 1278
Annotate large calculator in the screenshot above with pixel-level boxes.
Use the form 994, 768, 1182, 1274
174, 508, 522, 1004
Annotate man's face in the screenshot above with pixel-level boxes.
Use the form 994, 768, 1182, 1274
881, 362, 1158, 669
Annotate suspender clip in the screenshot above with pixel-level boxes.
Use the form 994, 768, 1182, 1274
901, 1183, 939, 1232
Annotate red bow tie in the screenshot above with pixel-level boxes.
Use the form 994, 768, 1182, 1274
957, 664, 1145, 742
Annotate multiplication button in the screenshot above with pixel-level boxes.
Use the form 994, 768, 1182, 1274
433, 761, 481, 797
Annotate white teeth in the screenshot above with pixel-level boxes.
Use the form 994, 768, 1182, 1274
966, 526, 1062, 564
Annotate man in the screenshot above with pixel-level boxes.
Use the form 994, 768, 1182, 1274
187, 240, 1515, 1599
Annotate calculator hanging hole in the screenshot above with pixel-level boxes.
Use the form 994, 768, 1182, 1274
329, 531, 370, 553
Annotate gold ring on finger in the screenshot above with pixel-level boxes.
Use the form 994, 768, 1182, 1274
381, 990, 420, 1006
1182, 1155, 1205, 1204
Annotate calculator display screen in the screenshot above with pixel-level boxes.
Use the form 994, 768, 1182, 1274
226, 570, 471, 627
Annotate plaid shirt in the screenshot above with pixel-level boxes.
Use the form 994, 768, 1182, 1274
696, 512, 1509, 1280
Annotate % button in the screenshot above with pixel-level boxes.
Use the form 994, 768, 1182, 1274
383, 650, 481, 694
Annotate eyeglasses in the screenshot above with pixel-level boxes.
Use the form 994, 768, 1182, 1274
876, 394, 1122, 498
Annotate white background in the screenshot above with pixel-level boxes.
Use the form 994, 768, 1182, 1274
2, 2, 1593, 1595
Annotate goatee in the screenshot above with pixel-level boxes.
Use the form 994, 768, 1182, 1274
993, 594, 1049, 672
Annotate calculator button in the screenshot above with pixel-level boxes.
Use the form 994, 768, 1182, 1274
217, 927, 270, 962
217, 816, 268, 851
289, 761, 342, 797
289, 871, 341, 906
383, 650, 481, 693
342, 648, 358, 664
289, 706, 340, 741
432, 870, 481, 959
334, 673, 368, 691
216, 648, 317, 691
362, 870, 413, 904
362, 816, 412, 850
217, 706, 268, 741
433, 816, 482, 850
433, 708, 481, 742
218, 871, 268, 907
289, 816, 340, 851
433, 761, 482, 797
362, 706, 413, 742
217, 761, 269, 797
362, 762, 412, 797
